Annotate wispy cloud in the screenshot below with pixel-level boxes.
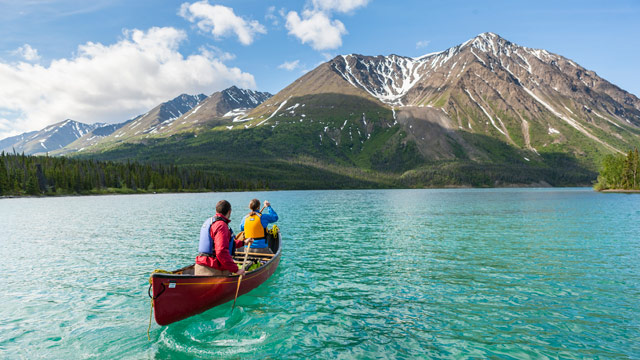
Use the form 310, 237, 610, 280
200, 45, 236, 62
416, 40, 430, 49
265, 6, 279, 26
0, 27, 256, 139
0, 1, 114, 21
179, 1, 266, 45
278, 60, 300, 71
311, 0, 370, 13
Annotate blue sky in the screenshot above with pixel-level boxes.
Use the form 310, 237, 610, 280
0, 0, 639, 138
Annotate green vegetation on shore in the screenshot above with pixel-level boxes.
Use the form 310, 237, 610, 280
594, 148, 640, 191
0, 152, 258, 196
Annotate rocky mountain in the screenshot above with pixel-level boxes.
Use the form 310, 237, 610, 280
1, 93, 213, 155
214, 85, 272, 116
58, 87, 272, 152
0, 120, 109, 155
327, 33, 640, 158
53, 121, 132, 155
156, 86, 272, 133
237, 32, 640, 180
76, 93, 208, 149
0, 131, 38, 153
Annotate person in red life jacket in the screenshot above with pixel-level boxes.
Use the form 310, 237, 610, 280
239, 199, 278, 254
195, 200, 253, 276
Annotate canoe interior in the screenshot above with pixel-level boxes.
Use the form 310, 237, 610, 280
159, 231, 280, 276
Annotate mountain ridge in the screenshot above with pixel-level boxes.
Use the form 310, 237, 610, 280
5, 33, 640, 189
1, 87, 272, 155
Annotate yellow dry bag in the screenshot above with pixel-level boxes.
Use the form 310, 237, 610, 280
244, 213, 265, 238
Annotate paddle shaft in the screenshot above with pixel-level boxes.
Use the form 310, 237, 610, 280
232, 242, 251, 309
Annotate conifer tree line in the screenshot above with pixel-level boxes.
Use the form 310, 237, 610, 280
595, 148, 640, 190
0, 152, 259, 196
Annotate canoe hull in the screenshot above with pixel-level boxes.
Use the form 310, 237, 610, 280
151, 234, 281, 325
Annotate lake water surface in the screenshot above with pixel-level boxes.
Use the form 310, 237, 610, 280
1, 188, 639, 359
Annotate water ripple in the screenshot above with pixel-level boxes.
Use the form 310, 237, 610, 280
1, 189, 639, 358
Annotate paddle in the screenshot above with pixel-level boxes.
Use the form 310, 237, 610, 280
232, 240, 251, 309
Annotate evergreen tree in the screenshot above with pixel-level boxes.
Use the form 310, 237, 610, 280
0, 157, 9, 195
595, 149, 640, 190
632, 148, 640, 190
35, 163, 47, 193
622, 150, 634, 189
26, 172, 40, 195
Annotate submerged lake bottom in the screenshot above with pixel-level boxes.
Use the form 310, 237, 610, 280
1, 188, 639, 358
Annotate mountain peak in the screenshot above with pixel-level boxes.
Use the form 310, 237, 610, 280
224, 85, 240, 92
477, 31, 499, 39
220, 86, 272, 107
1, 118, 97, 154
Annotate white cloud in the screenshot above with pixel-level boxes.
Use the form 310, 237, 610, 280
278, 60, 300, 71
265, 6, 279, 26
179, 1, 266, 45
285, 10, 346, 50
200, 45, 236, 62
0, 26, 256, 139
285, 0, 369, 51
311, 0, 370, 13
416, 40, 431, 49
12, 44, 41, 61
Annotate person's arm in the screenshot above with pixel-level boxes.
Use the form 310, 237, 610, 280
212, 225, 239, 273
234, 236, 250, 250
261, 206, 278, 226
239, 216, 245, 232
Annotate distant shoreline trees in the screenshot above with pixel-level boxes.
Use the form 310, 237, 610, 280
0, 152, 259, 196
594, 148, 639, 191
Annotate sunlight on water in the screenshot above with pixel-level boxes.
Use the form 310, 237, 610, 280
1, 189, 639, 358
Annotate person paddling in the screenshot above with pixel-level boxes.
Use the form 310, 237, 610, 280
195, 200, 253, 276
239, 199, 278, 254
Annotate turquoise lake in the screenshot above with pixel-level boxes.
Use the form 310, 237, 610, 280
1, 188, 639, 359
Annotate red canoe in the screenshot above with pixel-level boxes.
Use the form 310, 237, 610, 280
149, 232, 281, 325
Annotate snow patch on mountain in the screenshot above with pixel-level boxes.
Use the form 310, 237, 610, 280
464, 89, 506, 136
262, 99, 290, 124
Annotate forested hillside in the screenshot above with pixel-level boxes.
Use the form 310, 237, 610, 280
0, 152, 259, 196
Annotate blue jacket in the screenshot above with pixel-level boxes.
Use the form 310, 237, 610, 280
240, 206, 278, 248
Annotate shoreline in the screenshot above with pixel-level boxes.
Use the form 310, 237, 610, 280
1, 184, 596, 199
599, 189, 640, 194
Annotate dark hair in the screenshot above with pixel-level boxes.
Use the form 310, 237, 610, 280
216, 200, 231, 215
249, 198, 260, 211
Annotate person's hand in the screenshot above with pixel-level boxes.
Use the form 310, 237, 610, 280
264, 200, 271, 207
236, 269, 246, 276
245, 237, 254, 246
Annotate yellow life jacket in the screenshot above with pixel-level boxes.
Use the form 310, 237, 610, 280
244, 213, 265, 238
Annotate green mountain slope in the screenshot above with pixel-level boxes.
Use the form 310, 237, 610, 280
74, 33, 640, 189
83, 93, 595, 189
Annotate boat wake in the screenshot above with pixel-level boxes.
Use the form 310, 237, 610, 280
156, 308, 268, 356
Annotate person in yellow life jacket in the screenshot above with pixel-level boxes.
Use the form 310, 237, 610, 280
239, 199, 278, 254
